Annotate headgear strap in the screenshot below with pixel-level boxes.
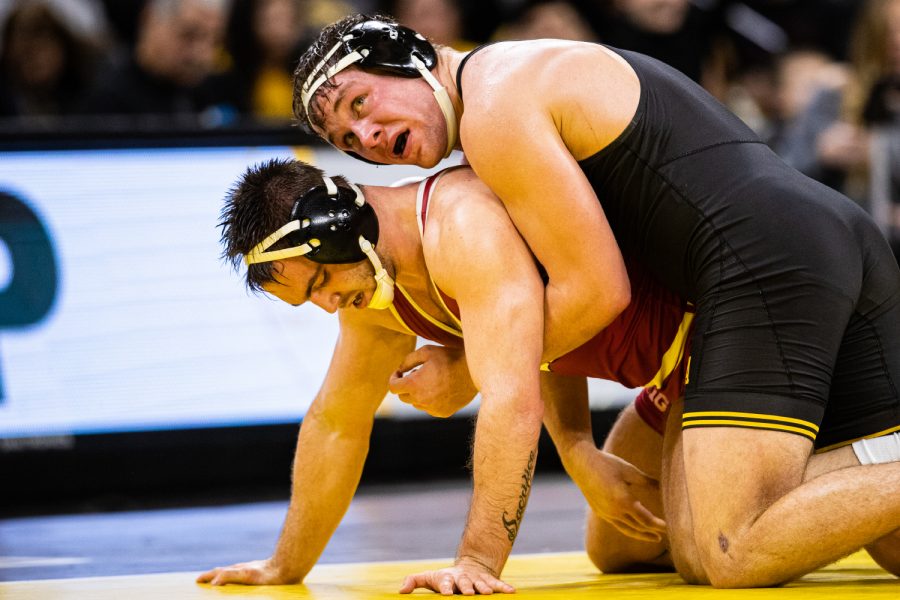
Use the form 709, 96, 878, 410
244, 176, 395, 309
300, 20, 458, 161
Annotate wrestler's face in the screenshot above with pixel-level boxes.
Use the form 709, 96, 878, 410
263, 257, 375, 313
311, 68, 449, 168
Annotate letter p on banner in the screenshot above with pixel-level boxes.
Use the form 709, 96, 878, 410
0, 191, 59, 403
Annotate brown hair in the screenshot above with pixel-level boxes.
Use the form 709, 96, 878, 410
219, 158, 350, 291
291, 13, 396, 132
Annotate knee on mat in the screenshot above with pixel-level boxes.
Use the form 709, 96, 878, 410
868, 533, 900, 577
586, 543, 635, 574
697, 549, 787, 589
585, 532, 675, 574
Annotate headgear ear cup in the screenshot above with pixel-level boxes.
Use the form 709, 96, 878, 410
245, 176, 396, 310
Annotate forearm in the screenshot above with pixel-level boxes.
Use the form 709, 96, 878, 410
270, 418, 370, 581
456, 394, 543, 575
539, 373, 595, 467
542, 277, 628, 363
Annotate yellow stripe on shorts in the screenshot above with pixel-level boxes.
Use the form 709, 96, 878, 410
683, 411, 818, 441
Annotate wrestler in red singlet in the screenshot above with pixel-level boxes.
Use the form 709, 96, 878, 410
389, 170, 695, 435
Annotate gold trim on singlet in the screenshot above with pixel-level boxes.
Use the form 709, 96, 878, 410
387, 287, 418, 336
385, 171, 469, 339
643, 311, 694, 389
392, 280, 463, 339
414, 170, 464, 331
814, 423, 900, 453
682, 410, 819, 442
429, 279, 463, 330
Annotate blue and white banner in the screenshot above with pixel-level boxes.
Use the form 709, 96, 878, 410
0, 144, 628, 439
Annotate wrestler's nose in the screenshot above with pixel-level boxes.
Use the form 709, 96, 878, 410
310, 289, 340, 314
353, 120, 382, 150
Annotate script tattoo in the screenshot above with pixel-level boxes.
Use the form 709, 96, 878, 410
501, 449, 536, 542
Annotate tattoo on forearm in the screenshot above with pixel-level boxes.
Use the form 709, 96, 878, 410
501, 449, 536, 542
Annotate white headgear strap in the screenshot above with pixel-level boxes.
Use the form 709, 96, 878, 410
300, 40, 458, 159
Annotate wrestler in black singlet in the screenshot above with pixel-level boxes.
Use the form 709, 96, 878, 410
459, 45, 900, 450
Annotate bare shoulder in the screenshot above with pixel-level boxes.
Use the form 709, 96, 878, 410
458, 41, 639, 161
422, 167, 525, 291
427, 167, 510, 239
431, 167, 495, 208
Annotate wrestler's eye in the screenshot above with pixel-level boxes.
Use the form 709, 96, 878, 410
352, 95, 365, 115
343, 131, 357, 148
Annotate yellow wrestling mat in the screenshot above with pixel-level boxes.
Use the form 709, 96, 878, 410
1, 551, 895, 599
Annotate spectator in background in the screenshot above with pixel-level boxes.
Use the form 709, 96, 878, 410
96, 0, 145, 49
0, 0, 109, 127
206, 0, 311, 124
582, 0, 728, 97
381, 0, 478, 50
493, 0, 597, 43
79, 0, 228, 124
775, 0, 900, 256
726, 47, 843, 146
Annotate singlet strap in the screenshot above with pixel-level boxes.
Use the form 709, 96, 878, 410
456, 43, 496, 103
415, 170, 464, 330
386, 286, 418, 336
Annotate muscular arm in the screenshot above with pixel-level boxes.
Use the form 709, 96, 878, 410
427, 174, 546, 576
541, 373, 665, 541
461, 46, 633, 363
199, 310, 415, 585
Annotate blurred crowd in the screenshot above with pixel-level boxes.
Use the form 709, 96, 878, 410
1, 0, 898, 252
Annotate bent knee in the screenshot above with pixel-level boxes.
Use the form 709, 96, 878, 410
586, 543, 636, 574
585, 514, 672, 574
868, 529, 900, 577
696, 546, 788, 588
586, 541, 673, 574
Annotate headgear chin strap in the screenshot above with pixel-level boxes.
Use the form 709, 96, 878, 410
244, 177, 395, 310
300, 20, 458, 163
358, 237, 394, 309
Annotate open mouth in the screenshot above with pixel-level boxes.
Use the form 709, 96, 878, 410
393, 131, 409, 157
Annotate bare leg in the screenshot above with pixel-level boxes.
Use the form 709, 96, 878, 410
680, 422, 900, 587
660, 398, 706, 583
665, 399, 900, 585
585, 403, 672, 573
805, 444, 900, 577
868, 531, 900, 576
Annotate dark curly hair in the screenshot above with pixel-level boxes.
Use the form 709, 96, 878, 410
291, 13, 397, 133
219, 158, 350, 292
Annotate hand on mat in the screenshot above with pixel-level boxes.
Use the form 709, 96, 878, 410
399, 559, 515, 595
196, 558, 296, 586
578, 449, 666, 543
389, 345, 478, 418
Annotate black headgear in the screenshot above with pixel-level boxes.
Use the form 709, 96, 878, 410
244, 176, 395, 309
288, 184, 379, 264
342, 20, 438, 77
244, 178, 378, 265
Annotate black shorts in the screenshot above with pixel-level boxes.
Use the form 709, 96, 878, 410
681, 165, 900, 450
